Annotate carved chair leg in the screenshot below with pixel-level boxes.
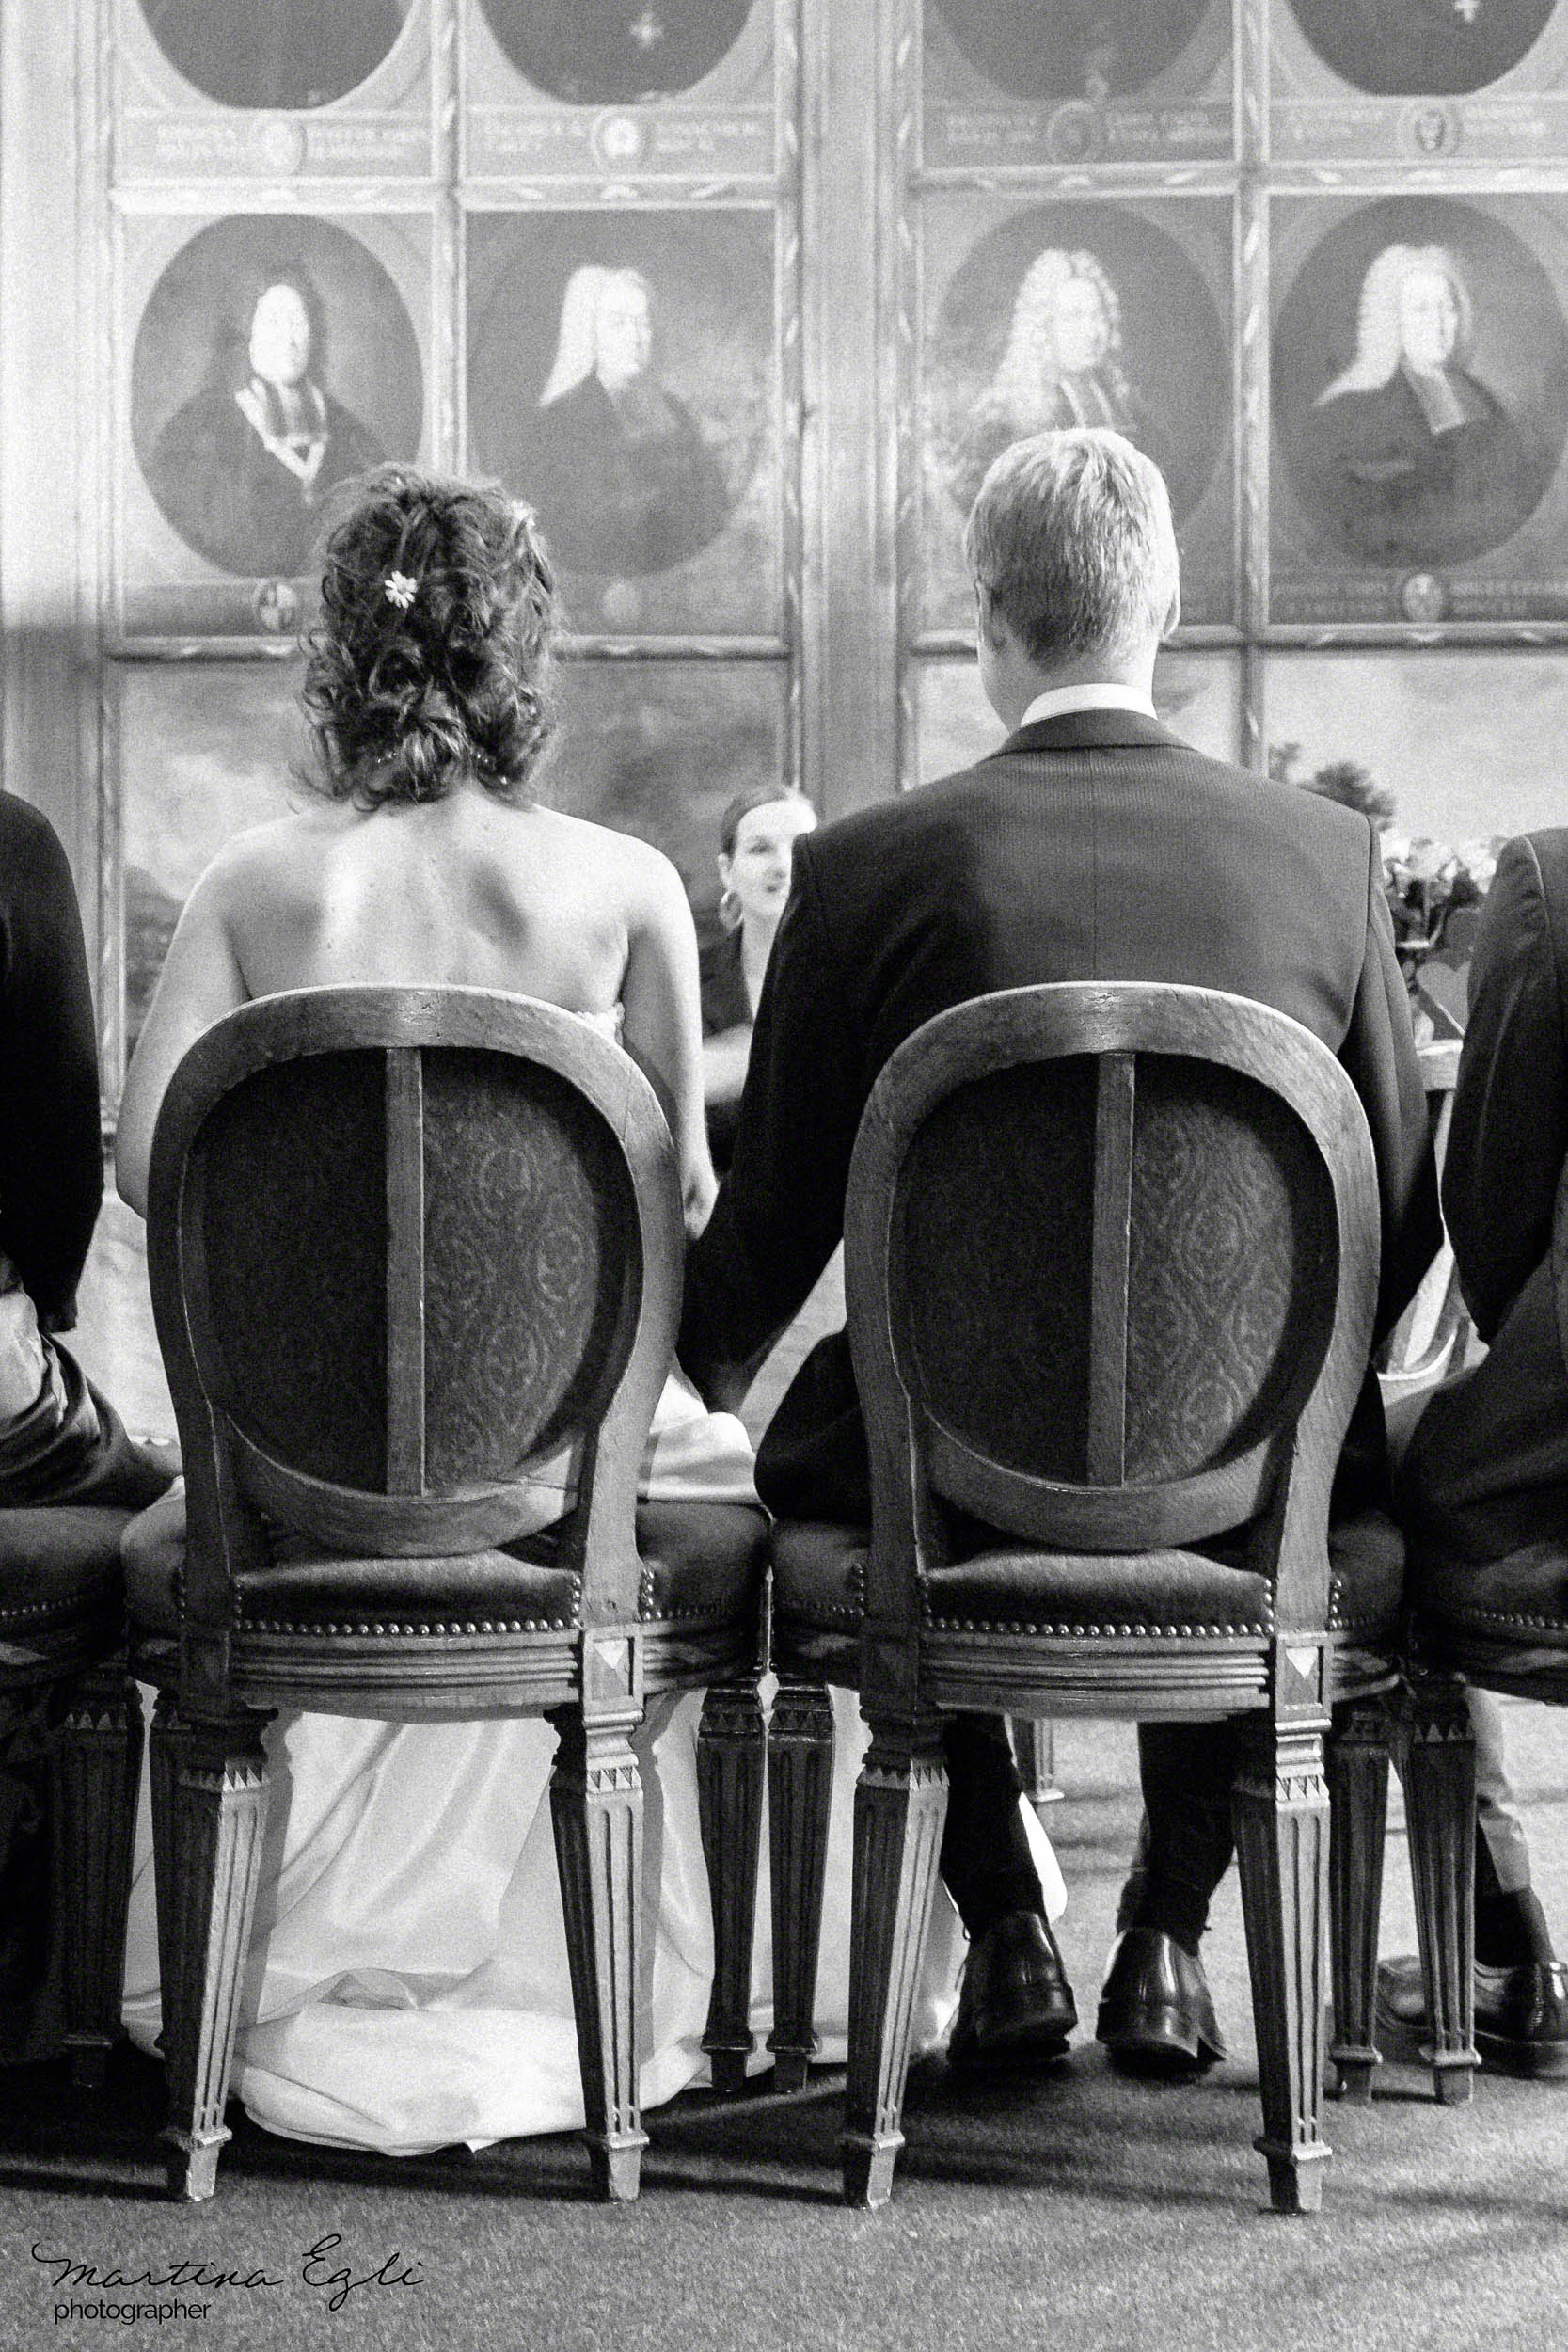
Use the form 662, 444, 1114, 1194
550, 1712, 649, 2201
1326, 1693, 1391, 2103
1232, 1718, 1332, 2215
150, 1701, 273, 2201
842, 1709, 948, 2211
767, 1677, 834, 2092
1009, 1715, 1059, 1807
52, 1663, 143, 2090
696, 1675, 765, 2096
1401, 1667, 1479, 2105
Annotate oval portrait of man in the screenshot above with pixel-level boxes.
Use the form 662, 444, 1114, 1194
477, 0, 753, 103
1274, 197, 1568, 569
928, 202, 1229, 531
929, 0, 1213, 103
139, 0, 413, 109
133, 216, 424, 580
1282, 0, 1552, 97
467, 214, 769, 580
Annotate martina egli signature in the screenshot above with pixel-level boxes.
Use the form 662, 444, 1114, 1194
33, 2232, 425, 2313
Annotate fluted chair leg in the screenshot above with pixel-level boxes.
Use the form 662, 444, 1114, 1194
842, 1709, 947, 2210
1402, 1667, 1479, 2105
550, 1712, 649, 2201
1009, 1715, 1059, 1806
768, 1677, 834, 2091
151, 1702, 272, 2201
1326, 1693, 1391, 2103
1233, 1717, 1332, 2215
53, 1663, 143, 2090
697, 1676, 765, 2095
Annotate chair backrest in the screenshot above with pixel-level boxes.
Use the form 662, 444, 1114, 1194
845, 983, 1381, 1631
146, 986, 681, 1626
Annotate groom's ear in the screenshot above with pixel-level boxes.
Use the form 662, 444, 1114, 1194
974, 580, 1006, 651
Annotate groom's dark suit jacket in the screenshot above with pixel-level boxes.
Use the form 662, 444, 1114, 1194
680, 707, 1440, 1522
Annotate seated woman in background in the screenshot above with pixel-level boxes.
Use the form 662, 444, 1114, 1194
701, 784, 816, 1172
113, 467, 977, 2156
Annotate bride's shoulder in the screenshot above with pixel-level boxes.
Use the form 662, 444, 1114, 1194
531, 804, 685, 908
211, 796, 353, 872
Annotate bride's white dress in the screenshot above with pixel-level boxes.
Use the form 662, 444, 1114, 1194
119, 1009, 1066, 2154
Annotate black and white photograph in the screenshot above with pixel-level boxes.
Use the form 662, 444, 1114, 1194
137, 0, 414, 109
14, 8, 1568, 2349
464, 0, 774, 179
922, 195, 1234, 628
927, 0, 1211, 103
115, 0, 433, 183
467, 210, 776, 631
1272, 0, 1568, 158
475, 0, 754, 103
1283, 0, 1554, 99
1273, 193, 1568, 619
924, 0, 1231, 164
124, 213, 426, 634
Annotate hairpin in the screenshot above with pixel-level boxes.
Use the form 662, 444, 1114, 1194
384, 571, 418, 609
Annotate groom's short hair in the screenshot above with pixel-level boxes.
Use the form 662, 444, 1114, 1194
964, 428, 1180, 668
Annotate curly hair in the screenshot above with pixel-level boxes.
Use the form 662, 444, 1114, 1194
300, 465, 560, 807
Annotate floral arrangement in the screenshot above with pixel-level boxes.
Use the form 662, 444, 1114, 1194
1269, 741, 1500, 989
1380, 833, 1498, 973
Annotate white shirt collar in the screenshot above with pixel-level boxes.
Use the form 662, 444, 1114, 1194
1017, 682, 1159, 729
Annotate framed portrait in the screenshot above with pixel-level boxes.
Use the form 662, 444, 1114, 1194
918, 192, 1236, 637
1271, 0, 1568, 161
463, 0, 775, 182
119, 211, 429, 645
466, 208, 780, 638
546, 658, 791, 925
1270, 192, 1568, 629
911, 649, 1241, 787
114, 660, 305, 1069
114, 0, 434, 180
1263, 647, 1568, 844
923, 0, 1232, 167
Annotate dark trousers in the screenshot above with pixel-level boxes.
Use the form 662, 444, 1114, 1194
938, 1714, 1042, 1939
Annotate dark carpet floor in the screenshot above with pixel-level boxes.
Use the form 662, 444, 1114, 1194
4, 1706, 1568, 2352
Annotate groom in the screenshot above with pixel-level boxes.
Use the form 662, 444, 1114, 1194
680, 429, 1438, 2074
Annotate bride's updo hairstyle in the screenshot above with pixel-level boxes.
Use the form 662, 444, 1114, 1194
302, 464, 559, 806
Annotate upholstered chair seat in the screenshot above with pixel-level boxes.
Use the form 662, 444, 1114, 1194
129, 1502, 767, 1640
1413, 1545, 1568, 1673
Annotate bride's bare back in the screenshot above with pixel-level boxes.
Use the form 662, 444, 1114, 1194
117, 466, 718, 1231
116, 782, 712, 1227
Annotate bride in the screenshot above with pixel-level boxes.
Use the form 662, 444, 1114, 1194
115, 467, 1052, 2155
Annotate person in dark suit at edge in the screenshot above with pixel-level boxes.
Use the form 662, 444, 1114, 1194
1386, 829, 1568, 2074
679, 428, 1439, 2074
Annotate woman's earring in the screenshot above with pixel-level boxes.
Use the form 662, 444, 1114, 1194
718, 885, 742, 932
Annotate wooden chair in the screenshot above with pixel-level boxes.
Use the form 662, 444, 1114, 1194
128, 986, 767, 2201
0, 1515, 143, 2082
768, 981, 1468, 2213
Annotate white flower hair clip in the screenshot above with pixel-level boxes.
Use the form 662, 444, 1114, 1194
384, 570, 418, 610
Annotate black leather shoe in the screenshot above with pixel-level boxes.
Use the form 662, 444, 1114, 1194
947, 1910, 1078, 2075
1376, 1953, 1568, 2079
1097, 1927, 1227, 2077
